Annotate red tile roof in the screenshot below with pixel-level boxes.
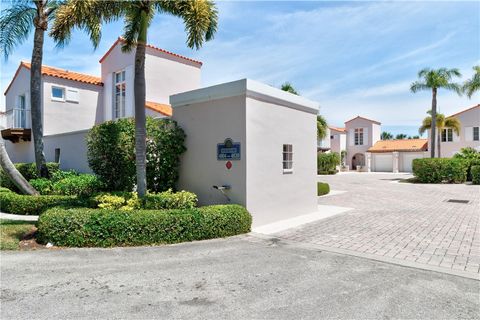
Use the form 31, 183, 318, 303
329, 126, 346, 133
99, 37, 203, 66
145, 101, 172, 117
368, 139, 428, 153
345, 116, 381, 125
4, 62, 102, 95
447, 104, 480, 118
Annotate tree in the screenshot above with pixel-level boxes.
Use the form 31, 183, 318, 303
410, 135, 420, 139
395, 133, 408, 140
419, 111, 461, 158
381, 131, 393, 140
463, 66, 480, 98
51, 0, 218, 197
316, 115, 328, 140
0, 0, 61, 178
280, 82, 299, 95
410, 68, 462, 158
0, 137, 38, 195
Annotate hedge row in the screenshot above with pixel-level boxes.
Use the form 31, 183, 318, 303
317, 182, 330, 196
0, 162, 59, 192
37, 205, 252, 247
412, 158, 467, 183
472, 165, 480, 185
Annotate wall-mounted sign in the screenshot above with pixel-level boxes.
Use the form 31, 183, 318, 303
217, 138, 241, 160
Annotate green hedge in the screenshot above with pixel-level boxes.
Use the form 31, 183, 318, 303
0, 162, 60, 192
318, 152, 340, 174
453, 147, 480, 181
471, 165, 480, 185
412, 158, 467, 183
0, 192, 93, 215
37, 205, 252, 247
317, 182, 330, 196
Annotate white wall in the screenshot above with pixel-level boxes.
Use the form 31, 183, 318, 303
345, 118, 380, 168
5, 67, 32, 129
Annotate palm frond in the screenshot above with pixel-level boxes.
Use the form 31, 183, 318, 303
463, 65, 480, 98
317, 115, 328, 140
441, 82, 462, 96
0, 3, 36, 59
410, 81, 429, 93
418, 116, 432, 135
444, 117, 461, 135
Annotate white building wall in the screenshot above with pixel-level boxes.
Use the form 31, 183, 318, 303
345, 118, 380, 168
4, 67, 32, 129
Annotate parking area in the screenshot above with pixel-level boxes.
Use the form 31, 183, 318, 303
274, 173, 480, 277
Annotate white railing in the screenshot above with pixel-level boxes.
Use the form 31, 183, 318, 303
4, 108, 31, 129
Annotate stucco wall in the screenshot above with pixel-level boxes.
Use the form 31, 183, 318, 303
345, 118, 380, 167
5, 67, 32, 128
330, 129, 346, 154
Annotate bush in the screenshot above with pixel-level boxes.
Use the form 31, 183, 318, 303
37, 205, 252, 247
453, 147, 480, 181
318, 152, 340, 174
317, 182, 330, 196
471, 165, 480, 185
0, 192, 93, 215
0, 187, 13, 193
87, 117, 186, 192
143, 190, 197, 209
412, 158, 467, 183
52, 174, 103, 197
29, 178, 54, 195
0, 162, 60, 192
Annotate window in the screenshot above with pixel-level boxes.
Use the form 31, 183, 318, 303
354, 128, 364, 145
51, 86, 65, 101
15, 95, 26, 128
474, 127, 479, 141
330, 135, 334, 140
282, 144, 293, 173
114, 70, 126, 118
442, 128, 453, 142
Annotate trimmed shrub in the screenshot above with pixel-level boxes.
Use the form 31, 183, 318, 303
87, 117, 186, 192
143, 190, 197, 209
29, 178, 54, 195
471, 165, 480, 185
412, 158, 467, 183
37, 205, 252, 247
317, 182, 330, 196
318, 152, 340, 174
453, 147, 480, 181
52, 174, 103, 196
0, 162, 60, 192
0, 192, 93, 215
0, 187, 13, 193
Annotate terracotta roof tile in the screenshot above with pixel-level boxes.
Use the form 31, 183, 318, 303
145, 101, 172, 117
329, 126, 346, 133
368, 139, 428, 153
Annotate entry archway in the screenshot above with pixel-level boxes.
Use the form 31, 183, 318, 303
352, 153, 365, 170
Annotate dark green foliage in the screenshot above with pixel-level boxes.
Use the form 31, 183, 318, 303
318, 152, 340, 174
412, 158, 467, 183
37, 205, 252, 247
29, 173, 103, 196
142, 190, 198, 209
0, 192, 93, 215
29, 178, 54, 195
0, 162, 59, 192
87, 117, 186, 192
317, 182, 330, 196
0, 187, 13, 193
471, 166, 480, 185
453, 147, 480, 181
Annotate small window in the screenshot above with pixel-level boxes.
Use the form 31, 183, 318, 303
354, 128, 364, 145
474, 127, 479, 141
282, 144, 293, 173
442, 128, 453, 142
51, 86, 65, 101
330, 135, 334, 140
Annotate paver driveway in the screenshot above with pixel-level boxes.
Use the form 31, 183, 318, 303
275, 173, 480, 277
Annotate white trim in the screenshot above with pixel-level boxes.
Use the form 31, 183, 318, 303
51, 86, 66, 102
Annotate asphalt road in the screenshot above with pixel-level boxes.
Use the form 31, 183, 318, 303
1, 235, 479, 319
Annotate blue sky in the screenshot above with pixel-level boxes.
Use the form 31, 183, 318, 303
1, 1, 479, 136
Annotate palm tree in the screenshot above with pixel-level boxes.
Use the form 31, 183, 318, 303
395, 133, 408, 140
316, 115, 328, 140
410, 68, 462, 158
0, 0, 61, 178
463, 66, 480, 98
51, 0, 218, 197
280, 82, 299, 95
381, 132, 393, 140
419, 111, 461, 158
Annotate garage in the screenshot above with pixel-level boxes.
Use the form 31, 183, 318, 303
401, 153, 424, 172
373, 154, 393, 172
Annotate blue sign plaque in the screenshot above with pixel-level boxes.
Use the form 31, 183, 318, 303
217, 138, 241, 160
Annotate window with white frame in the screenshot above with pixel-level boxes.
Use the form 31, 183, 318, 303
114, 70, 126, 118
442, 128, 453, 142
282, 144, 293, 173
474, 127, 479, 141
354, 128, 364, 145
51, 86, 65, 101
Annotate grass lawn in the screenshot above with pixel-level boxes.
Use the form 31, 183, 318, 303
0, 220, 37, 250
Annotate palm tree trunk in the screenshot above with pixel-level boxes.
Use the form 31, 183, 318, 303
31, 8, 49, 178
437, 129, 442, 158
430, 88, 437, 158
134, 10, 148, 197
0, 137, 38, 195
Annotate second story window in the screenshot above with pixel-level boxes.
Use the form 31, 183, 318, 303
474, 127, 479, 141
442, 128, 453, 142
354, 128, 364, 145
114, 70, 126, 118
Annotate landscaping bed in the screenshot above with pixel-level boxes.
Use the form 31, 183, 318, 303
0, 220, 37, 250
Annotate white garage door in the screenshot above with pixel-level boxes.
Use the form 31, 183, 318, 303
373, 154, 393, 172
402, 153, 422, 172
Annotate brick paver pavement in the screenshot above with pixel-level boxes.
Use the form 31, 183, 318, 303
275, 173, 480, 276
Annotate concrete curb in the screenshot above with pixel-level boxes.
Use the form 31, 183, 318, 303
0, 212, 39, 221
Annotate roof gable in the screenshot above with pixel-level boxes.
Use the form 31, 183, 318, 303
447, 104, 480, 118
345, 116, 381, 125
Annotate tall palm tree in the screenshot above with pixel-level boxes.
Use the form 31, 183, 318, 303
0, 0, 61, 178
463, 66, 480, 98
316, 115, 328, 140
410, 68, 462, 158
280, 82, 299, 95
381, 131, 393, 140
419, 111, 461, 158
51, 0, 217, 196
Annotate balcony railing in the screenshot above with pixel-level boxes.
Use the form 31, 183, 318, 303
4, 108, 31, 129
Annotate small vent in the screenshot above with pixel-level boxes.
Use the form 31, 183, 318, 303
447, 199, 470, 204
